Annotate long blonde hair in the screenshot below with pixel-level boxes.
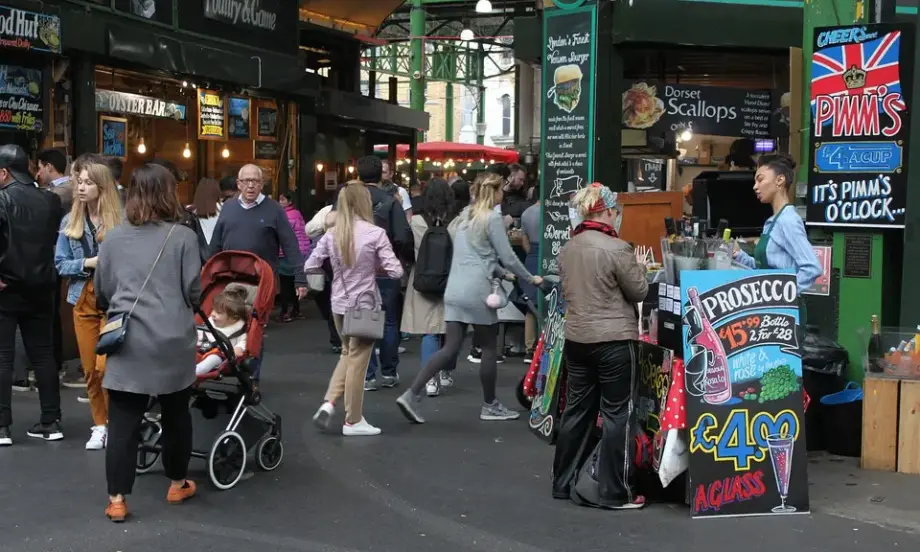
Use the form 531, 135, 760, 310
467, 173, 503, 232
64, 160, 123, 241
333, 180, 373, 267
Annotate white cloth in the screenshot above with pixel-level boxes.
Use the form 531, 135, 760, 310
396, 187, 412, 211
239, 194, 266, 210
306, 205, 333, 239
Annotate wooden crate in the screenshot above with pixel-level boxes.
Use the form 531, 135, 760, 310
862, 376, 899, 471
861, 374, 920, 474
898, 380, 920, 474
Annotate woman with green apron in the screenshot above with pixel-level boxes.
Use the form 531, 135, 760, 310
733, 153, 822, 336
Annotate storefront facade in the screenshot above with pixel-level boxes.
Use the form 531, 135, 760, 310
0, 2, 62, 156
40, 0, 314, 202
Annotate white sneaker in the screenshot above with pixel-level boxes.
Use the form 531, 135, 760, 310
438, 371, 454, 389
342, 418, 381, 436
85, 425, 107, 450
426, 379, 440, 397
312, 402, 335, 430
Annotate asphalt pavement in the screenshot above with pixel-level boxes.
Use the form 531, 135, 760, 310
2, 313, 920, 552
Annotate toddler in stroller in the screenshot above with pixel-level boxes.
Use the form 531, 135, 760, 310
136, 251, 283, 491
196, 286, 250, 376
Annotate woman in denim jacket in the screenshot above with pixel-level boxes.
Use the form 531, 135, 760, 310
54, 155, 123, 450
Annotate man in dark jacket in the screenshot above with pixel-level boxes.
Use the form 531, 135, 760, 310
0, 145, 64, 445
337, 156, 413, 389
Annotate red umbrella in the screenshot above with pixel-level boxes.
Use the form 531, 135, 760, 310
375, 142, 520, 164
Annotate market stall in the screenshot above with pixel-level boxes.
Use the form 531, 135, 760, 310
523, 231, 812, 517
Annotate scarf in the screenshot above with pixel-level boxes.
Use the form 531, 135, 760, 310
573, 220, 618, 239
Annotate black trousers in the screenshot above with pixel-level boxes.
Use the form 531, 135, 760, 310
312, 280, 341, 347
0, 287, 61, 427
106, 387, 192, 496
552, 339, 638, 507
278, 274, 299, 316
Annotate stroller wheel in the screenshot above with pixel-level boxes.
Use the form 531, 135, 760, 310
208, 430, 247, 490
136, 420, 162, 475
515, 374, 533, 410
255, 435, 284, 472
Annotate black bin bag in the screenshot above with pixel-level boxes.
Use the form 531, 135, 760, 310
800, 329, 848, 451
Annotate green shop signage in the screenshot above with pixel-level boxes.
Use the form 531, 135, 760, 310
539, 1, 597, 276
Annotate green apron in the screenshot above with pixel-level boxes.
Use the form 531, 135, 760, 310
753, 204, 807, 329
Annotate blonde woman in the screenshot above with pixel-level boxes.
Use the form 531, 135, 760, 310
307, 182, 403, 436
551, 183, 648, 510
397, 173, 542, 424
54, 154, 123, 449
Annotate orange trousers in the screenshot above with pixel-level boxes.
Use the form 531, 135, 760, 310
73, 280, 108, 426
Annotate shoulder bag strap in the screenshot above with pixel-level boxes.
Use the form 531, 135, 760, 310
127, 224, 177, 318
79, 213, 99, 258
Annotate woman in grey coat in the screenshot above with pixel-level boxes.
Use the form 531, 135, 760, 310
398, 173, 543, 424
94, 164, 201, 522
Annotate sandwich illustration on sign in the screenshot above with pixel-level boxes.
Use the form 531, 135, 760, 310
548, 64, 583, 113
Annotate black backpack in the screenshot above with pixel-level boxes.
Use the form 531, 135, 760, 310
413, 215, 452, 297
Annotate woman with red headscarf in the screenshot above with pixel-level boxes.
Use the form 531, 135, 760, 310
551, 183, 649, 510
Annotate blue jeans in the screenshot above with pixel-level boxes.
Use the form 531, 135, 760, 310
366, 278, 400, 380
420, 334, 459, 374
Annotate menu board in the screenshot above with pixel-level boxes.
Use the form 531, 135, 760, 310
99, 116, 127, 160
255, 103, 278, 140
623, 81, 775, 138
198, 89, 225, 140
539, 2, 597, 277
227, 96, 250, 139
806, 23, 913, 228
528, 284, 567, 442
0, 5, 61, 54
0, 64, 43, 132
682, 270, 809, 518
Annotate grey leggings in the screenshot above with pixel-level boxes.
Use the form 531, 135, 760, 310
410, 322, 499, 403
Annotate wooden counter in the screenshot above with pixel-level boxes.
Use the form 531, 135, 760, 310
618, 191, 683, 261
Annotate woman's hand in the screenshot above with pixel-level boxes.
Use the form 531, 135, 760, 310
531, 275, 544, 286
502, 272, 515, 281
83, 257, 98, 270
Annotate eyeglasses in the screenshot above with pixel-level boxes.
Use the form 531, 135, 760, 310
238, 178, 262, 187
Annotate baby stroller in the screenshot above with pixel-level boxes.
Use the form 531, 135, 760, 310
135, 251, 283, 490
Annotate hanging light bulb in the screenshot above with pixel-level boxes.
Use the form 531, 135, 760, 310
680, 129, 693, 142
459, 28, 475, 41
221, 145, 230, 158
479, 158, 485, 164
316, 162, 324, 172
462, 169, 468, 174
182, 80, 188, 87
347, 165, 355, 174
137, 137, 146, 154
424, 157, 431, 162
182, 143, 192, 158
475, 0, 493, 13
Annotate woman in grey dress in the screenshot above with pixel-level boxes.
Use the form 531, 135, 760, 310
397, 173, 543, 424
94, 164, 201, 522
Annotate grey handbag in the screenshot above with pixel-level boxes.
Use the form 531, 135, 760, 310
334, 258, 385, 340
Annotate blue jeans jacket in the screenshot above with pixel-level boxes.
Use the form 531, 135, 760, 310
54, 214, 97, 306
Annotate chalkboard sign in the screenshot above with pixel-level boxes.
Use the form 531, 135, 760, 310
528, 284, 566, 442
198, 89, 225, 140
538, 4, 597, 279
256, 104, 278, 140
99, 116, 127, 160
227, 96, 250, 139
254, 140, 281, 160
682, 270, 809, 518
843, 234, 872, 279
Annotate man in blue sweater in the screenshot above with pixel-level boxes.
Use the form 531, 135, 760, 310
211, 164, 307, 380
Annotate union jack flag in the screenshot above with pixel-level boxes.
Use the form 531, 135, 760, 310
811, 31, 902, 105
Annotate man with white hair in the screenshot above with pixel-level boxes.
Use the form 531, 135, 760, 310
211, 164, 307, 381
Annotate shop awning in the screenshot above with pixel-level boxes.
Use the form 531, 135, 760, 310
299, 0, 405, 36
375, 142, 521, 164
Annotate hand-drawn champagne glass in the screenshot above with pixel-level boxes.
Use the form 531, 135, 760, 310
766, 432, 796, 513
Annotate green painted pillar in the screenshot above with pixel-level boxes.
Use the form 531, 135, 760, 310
410, 0, 426, 141
802, 0, 872, 381
476, 45, 485, 145
445, 83, 454, 142
901, 10, 920, 329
